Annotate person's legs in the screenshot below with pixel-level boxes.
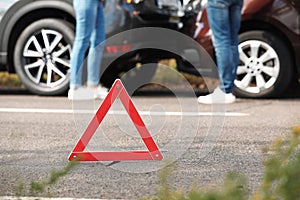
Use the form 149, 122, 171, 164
198, 0, 239, 104
87, 1, 106, 87
207, 0, 235, 94
69, 0, 97, 89
229, 0, 243, 90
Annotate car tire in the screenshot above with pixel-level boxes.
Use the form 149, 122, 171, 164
14, 19, 74, 95
234, 30, 293, 98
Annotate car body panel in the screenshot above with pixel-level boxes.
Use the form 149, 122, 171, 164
241, 0, 300, 74
0, 0, 184, 71
0, 0, 74, 70
0, 0, 19, 66
191, 0, 300, 76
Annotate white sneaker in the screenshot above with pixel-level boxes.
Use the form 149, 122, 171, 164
94, 85, 109, 99
197, 87, 236, 104
68, 87, 95, 100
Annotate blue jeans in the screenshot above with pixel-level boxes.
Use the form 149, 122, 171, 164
70, 0, 105, 88
207, 0, 243, 93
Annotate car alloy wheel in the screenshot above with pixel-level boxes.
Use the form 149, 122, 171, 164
235, 40, 280, 94
14, 19, 74, 95
234, 30, 293, 98
23, 29, 71, 88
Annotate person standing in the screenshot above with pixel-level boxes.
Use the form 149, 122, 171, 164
68, 0, 108, 100
198, 0, 243, 104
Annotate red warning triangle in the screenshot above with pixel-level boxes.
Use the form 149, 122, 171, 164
69, 79, 163, 161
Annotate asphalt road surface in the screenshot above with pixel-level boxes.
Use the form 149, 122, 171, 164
0, 84, 300, 199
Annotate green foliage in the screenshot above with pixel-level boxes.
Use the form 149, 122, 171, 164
15, 181, 25, 197
143, 163, 248, 200
259, 126, 300, 200
0, 72, 22, 87
143, 126, 300, 200
15, 160, 78, 197
30, 181, 46, 194
30, 160, 78, 195
149, 59, 207, 89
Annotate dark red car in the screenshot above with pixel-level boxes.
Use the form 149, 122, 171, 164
187, 0, 300, 98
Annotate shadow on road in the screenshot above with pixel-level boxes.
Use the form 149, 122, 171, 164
0, 87, 30, 95
0, 82, 300, 99
281, 82, 300, 99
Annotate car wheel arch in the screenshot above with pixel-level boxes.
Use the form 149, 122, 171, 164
234, 30, 294, 98
2, 1, 75, 72
13, 18, 75, 95
240, 19, 296, 73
